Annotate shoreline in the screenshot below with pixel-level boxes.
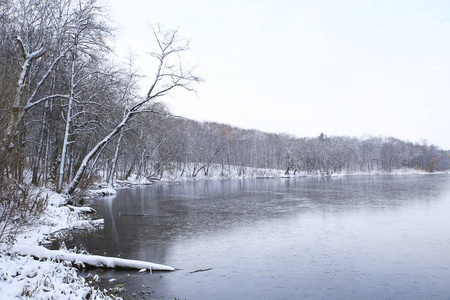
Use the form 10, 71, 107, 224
91, 167, 442, 197
1, 168, 446, 299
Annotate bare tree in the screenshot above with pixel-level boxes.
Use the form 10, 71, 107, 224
66, 27, 201, 194
1, 0, 70, 165
0, 0, 111, 182
106, 60, 139, 189
56, 0, 112, 192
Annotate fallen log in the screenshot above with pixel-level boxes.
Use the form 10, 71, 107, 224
13, 245, 174, 271
67, 205, 97, 214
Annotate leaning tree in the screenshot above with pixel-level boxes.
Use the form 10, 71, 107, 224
66, 27, 201, 195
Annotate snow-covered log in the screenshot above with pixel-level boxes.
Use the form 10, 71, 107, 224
13, 245, 175, 271
67, 205, 97, 214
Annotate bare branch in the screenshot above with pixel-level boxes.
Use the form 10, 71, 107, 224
25, 45, 74, 110
25, 94, 70, 110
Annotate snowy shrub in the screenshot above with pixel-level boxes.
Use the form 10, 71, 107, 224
0, 180, 48, 242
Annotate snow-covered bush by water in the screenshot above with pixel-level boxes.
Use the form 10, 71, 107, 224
0, 180, 48, 242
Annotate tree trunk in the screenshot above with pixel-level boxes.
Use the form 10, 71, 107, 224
57, 47, 77, 193
66, 114, 130, 195
107, 131, 123, 189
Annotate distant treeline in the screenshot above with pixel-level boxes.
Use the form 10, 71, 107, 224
1, 0, 448, 194
112, 116, 450, 180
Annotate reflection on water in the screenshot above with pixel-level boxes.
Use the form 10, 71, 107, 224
60, 174, 450, 299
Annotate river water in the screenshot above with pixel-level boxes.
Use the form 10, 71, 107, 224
61, 174, 450, 299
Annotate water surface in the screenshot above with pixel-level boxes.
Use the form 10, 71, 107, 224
63, 174, 450, 299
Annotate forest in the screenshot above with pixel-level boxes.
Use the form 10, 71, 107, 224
1, 0, 449, 199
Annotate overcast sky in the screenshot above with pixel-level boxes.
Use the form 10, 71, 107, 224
107, 0, 450, 150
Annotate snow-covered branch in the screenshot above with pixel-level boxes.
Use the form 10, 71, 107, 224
25, 46, 74, 110
25, 94, 70, 110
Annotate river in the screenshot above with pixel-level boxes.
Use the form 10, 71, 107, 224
59, 174, 450, 299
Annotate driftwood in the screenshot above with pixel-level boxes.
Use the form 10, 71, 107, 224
190, 268, 213, 274
13, 245, 174, 271
118, 213, 149, 217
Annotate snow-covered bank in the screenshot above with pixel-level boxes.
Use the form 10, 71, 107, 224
101, 164, 440, 190
12, 191, 102, 247
100, 164, 298, 189
0, 188, 172, 299
0, 190, 107, 299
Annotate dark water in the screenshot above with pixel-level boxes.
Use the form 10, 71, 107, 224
61, 174, 450, 299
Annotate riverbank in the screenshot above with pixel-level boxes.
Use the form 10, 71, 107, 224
0, 190, 115, 299
92, 165, 435, 194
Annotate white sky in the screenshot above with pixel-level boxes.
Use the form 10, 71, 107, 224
107, 0, 450, 150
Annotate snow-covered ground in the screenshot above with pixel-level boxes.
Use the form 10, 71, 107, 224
0, 190, 116, 299
0, 165, 439, 299
0, 247, 107, 299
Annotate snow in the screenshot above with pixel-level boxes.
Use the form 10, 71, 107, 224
13, 194, 85, 246
11, 192, 103, 248
0, 247, 108, 299
89, 188, 118, 196
0, 190, 106, 299
341, 167, 430, 176
66, 205, 97, 214
105, 164, 435, 190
